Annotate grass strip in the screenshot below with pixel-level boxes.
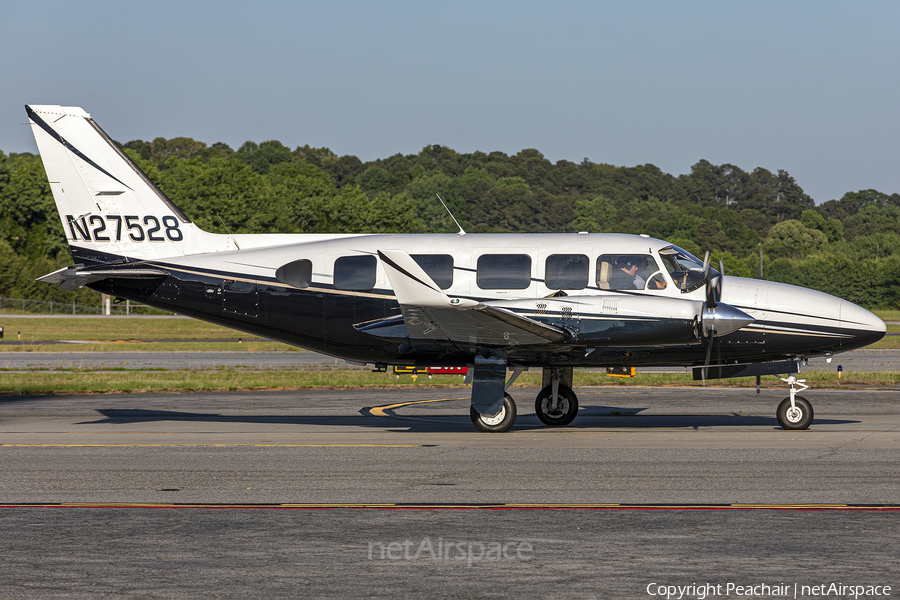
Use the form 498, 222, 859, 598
2, 336, 897, 353
1, 370, 898, 395
0, 341, 297, 353
0, 317, 255, 340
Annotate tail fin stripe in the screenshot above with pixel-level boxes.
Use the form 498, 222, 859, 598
26, 105, 133, 192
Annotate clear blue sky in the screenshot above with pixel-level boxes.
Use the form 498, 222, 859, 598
3, 0, 898, 204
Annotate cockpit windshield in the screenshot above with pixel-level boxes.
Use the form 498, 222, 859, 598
658, 245, 718, 293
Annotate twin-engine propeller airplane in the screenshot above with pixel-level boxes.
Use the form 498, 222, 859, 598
27, 105, 887, 432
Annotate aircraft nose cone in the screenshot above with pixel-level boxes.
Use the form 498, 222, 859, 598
705, 303, 755, 337
840, 301, 886, 350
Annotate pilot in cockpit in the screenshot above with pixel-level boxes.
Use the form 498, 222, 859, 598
633, 256, 650, 289
601, 254, 666, 290
608, 256, 645, 290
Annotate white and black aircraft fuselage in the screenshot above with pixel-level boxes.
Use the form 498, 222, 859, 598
27, 105, 886, 432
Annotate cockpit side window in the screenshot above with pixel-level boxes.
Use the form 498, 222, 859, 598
658, 245, 718, 292
597, 254, 660, 290
647, 272, 667, 290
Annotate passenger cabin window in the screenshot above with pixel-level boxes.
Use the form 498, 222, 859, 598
545, 254, 589, 290
476, 254, 532, 290
275, 259, 312, 288
334, 255, 377, 290
411, 254, 454, 290
597, 254, 661, 291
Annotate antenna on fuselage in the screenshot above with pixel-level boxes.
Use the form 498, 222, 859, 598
216, 212, 242, 250
436, 194, 466, 235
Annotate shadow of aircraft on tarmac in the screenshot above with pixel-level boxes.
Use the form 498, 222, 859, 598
75, 407, 860, 433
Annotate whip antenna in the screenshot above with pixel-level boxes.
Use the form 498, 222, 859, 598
216, 212, 241, 250
436, 194, 466, 235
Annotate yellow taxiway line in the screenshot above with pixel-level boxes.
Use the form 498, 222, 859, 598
0, 443, 425, 448
364, 397, 459, 417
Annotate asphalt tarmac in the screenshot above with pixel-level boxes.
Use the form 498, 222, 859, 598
1, 387, 899, 598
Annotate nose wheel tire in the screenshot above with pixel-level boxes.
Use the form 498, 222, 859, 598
470, 393, 517, 433
534, 385, 579, 427
776, 395, 813, 430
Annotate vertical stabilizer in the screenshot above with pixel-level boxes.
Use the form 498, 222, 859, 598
26, 104, 234, 265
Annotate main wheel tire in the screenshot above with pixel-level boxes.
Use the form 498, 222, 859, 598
776, 395, 814, 430
534, 385, 579, 427
470, 393, 517, 433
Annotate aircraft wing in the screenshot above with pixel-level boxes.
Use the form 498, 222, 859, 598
370, 249, 570, 347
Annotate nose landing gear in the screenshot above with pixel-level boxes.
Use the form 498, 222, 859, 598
534, 385, 579, 426
775, 375, 814, 430
534, 366, 579, 427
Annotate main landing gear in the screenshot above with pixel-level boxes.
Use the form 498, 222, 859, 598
470, 393, 517, 433
468, 365, 580, 433
775, 375, 814, 430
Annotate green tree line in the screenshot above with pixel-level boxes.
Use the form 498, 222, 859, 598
1, 138, 899, 309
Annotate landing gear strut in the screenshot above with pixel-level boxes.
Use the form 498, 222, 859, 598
534, 366, 579, 427
775, 375, 814, 430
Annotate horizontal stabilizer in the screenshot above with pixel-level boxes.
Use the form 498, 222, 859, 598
38, 264, 170, 291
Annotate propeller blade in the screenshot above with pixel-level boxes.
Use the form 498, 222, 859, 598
717, 256, 725, 303
705, 254, 724, 309
701, 333, 714, 386
706, 275, 720, 309
715, 258, 726, 379
716, 335, 723, 379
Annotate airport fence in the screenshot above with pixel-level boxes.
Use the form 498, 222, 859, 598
0, 296, 159, 315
